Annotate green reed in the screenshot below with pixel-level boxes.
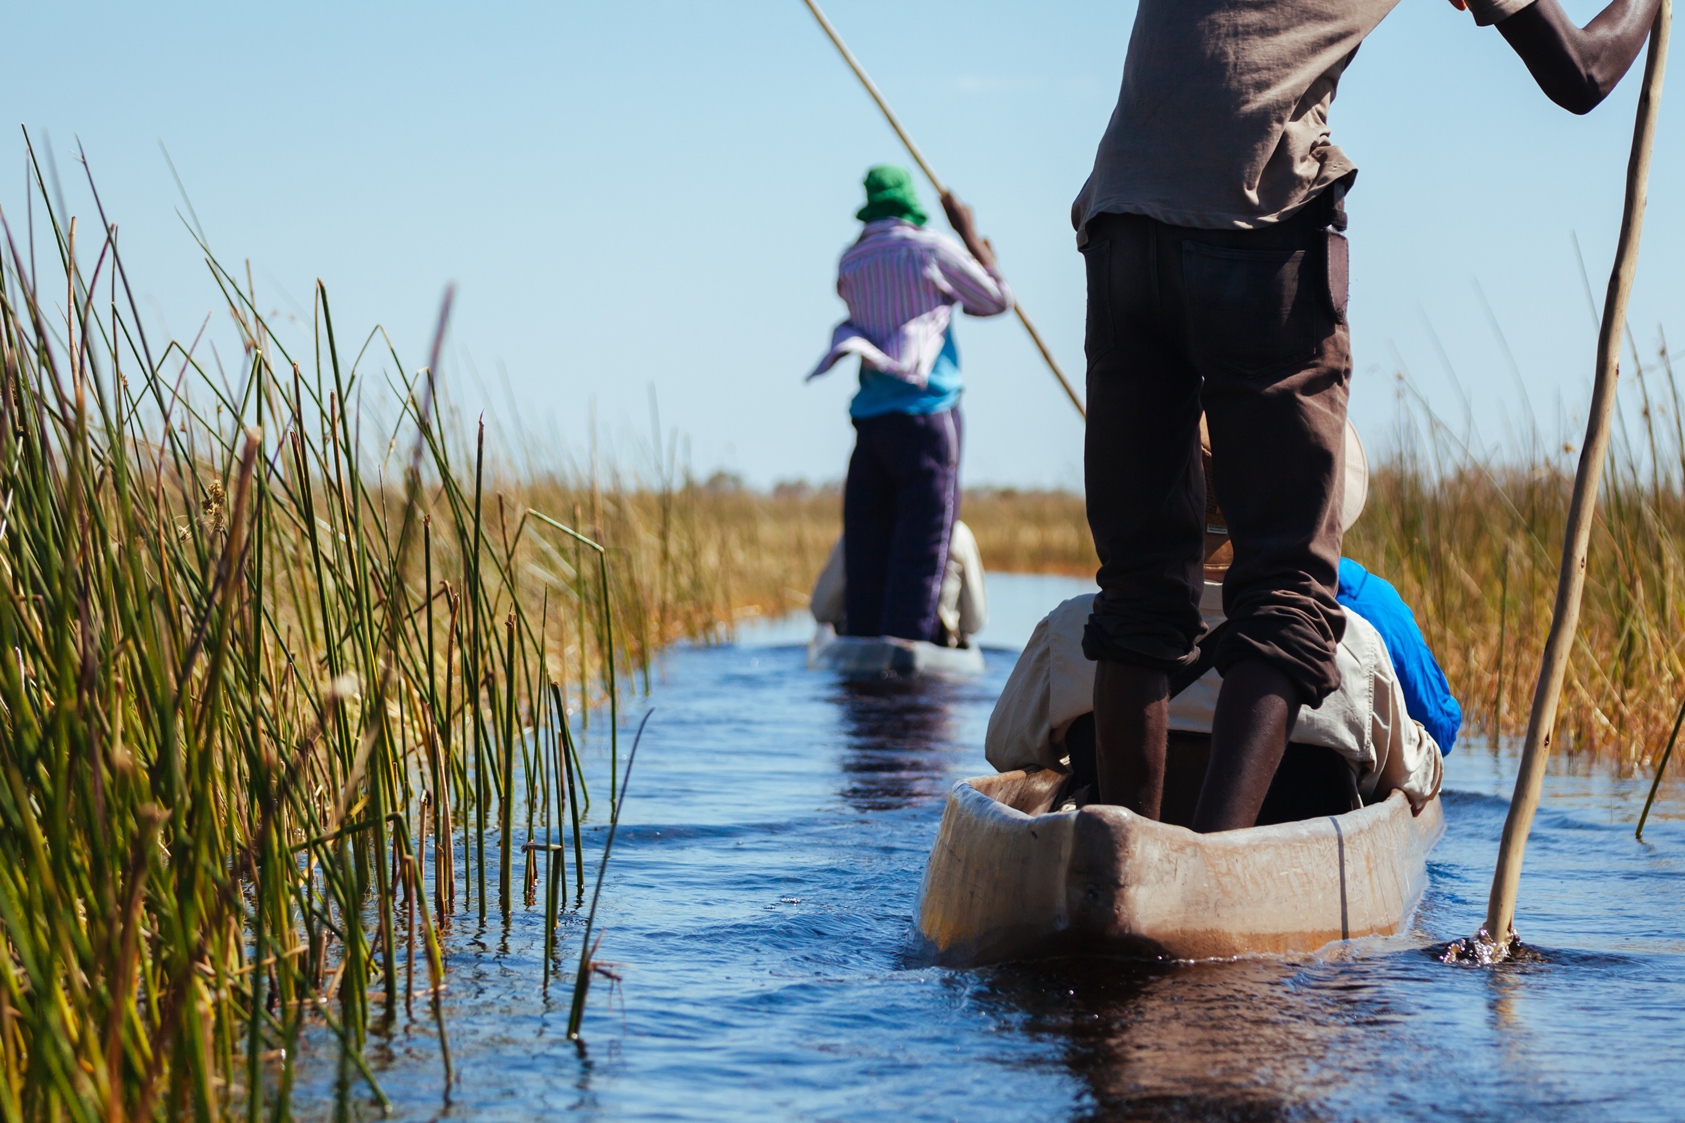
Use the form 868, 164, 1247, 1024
0, 146, 657, 1121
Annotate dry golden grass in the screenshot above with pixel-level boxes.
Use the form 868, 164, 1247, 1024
558, 482, 1098, 649
1347, 460, 1685, 767
687, 428, 1685, 769
501, 476, 841, 668
964, 462, 1685, 765
961, 488, 1096, 575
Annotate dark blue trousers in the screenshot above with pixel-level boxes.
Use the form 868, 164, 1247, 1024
843, 408, 962, 642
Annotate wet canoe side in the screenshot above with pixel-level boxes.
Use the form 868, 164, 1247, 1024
916, 770, 1445, 965
807, 625, 984, 677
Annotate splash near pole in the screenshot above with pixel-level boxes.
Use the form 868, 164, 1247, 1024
799, 0, 1087, 422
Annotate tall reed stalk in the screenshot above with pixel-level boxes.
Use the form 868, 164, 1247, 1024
0, 148, 665, 1120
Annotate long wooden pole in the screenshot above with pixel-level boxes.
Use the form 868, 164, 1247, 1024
800, 0, 1087, 422
1483, 0, 1671, 955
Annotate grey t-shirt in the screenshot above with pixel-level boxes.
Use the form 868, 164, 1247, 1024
1073, 0, 1533, 232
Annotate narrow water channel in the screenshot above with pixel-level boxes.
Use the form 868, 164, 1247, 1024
301, 574, 1685, 1121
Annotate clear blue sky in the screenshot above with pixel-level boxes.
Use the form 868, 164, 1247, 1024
8, 0, 1680, 488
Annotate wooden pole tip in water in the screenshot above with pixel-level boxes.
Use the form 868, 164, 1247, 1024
1470, 0, 1671, 964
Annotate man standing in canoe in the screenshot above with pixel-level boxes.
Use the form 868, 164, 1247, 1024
808, 166, 1012, 642
1079, 0, 1661, 830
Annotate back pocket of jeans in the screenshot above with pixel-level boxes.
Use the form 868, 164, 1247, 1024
1181, 241, 1315, 379
1082, 240, 1115, 366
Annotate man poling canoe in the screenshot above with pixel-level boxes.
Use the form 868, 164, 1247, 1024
1079, 0, 1663, 833
915, 425, 1463, 964
806, 165, 1011, 644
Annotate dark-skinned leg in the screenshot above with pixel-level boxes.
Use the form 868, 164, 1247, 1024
1093, 660, 1169, 817
1191, 658, 1302, 833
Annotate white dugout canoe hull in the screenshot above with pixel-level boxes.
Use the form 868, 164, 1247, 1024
916, 769, 1445, 965
807, 624, 985, 677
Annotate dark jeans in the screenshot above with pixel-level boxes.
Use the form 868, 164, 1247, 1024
1080, 202, 1350, 705
843, 408, 962, 642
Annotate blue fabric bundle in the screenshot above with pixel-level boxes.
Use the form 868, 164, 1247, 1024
1337, 558, 1463, 753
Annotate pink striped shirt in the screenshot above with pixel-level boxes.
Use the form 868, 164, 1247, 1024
807, 219, 1012, 388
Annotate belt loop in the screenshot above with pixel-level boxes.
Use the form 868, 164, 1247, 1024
1325, 174, 1353, 232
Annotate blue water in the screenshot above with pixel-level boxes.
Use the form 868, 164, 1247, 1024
300, 574, 1685, 1121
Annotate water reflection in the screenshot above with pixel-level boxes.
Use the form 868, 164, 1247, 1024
831, 676, 961, 811
1479, 951, 1553, 1096
978, 955, 1401, 1121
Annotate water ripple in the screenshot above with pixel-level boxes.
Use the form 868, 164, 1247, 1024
296, 577, 1685, 1122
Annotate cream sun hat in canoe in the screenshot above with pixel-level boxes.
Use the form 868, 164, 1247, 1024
1340, 418, 1368, 532
1200, 416, 1368, 535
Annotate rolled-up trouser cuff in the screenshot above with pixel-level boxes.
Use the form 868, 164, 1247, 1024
1213, 606, 1344, 707
1082, 613, 1201, 673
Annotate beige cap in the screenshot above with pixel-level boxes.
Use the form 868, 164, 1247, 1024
1340, 418, 1368, 533
1199, 413, 1368, 532
1202, 417, 1368, 571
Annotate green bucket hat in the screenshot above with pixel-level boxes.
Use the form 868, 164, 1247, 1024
855, 164, 927, 226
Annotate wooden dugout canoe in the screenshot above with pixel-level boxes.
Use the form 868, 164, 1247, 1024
807, 623, 985, 677
916, 767, 1445, 965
